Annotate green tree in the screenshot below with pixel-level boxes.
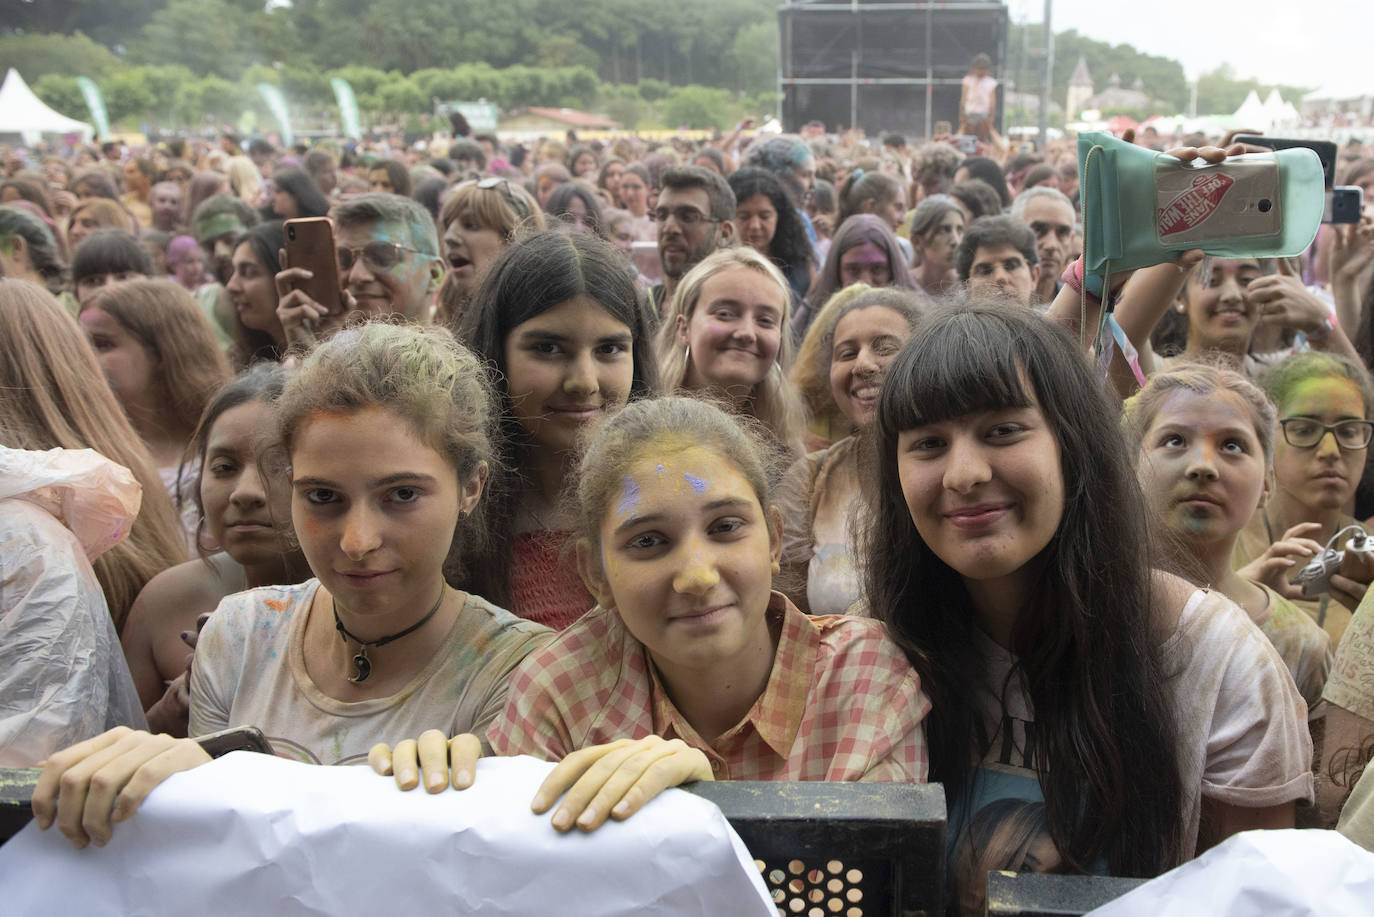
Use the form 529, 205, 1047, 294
1009, 25, 1188, 115
663, 85, 734, 129
0, 32, 120, 82
729, 21, 776, 96
127, 0, 262, 77
1194, 65, 1311, 118
597, 84, 645, 128
375, 77, 427, 115
32, 75, 88, 122
4, 0, 162, 49
638, 78, 670, 102
526, 36, 601, 72
102, 69, 158, 123
172, 75, 247, 127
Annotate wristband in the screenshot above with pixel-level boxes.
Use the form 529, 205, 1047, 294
1061, 257, 1105, 304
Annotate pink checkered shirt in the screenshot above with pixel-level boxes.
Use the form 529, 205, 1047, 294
487, 592, 929, 782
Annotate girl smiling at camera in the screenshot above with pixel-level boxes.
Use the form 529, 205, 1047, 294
372, 396, 929, 833
865, 303, 1311, 912
656, 247, 808, 454
1125, 362, 1331, 707
458, 231, 659, 631
32, 323, 550, 849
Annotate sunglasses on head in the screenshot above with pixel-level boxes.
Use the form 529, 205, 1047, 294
455, 176, 533, 219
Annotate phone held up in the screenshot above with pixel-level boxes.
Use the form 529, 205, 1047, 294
1233, 135, 1363, 224
282, 217, 343, 320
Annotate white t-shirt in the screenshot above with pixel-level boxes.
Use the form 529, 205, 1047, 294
948, 588, 1313, 912
962, 75, 998, 116
189, 580, 552, 764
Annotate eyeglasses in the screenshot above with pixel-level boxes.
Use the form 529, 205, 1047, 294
649, 206, 721, 226
1279, 417, 1374, 450
336, 241, 424, 273
454, 176, 532, 219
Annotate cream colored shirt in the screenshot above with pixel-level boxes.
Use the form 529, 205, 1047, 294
1253, 583, 1333, 709
189, 580, 552, 764
778, 436, 866, 616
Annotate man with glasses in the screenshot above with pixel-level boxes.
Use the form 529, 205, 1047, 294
646, 165, 737, 316
276, 193, 445, 348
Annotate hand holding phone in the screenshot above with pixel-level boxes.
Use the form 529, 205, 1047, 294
277, 217, 345, 349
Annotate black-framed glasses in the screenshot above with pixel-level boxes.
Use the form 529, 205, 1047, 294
649, 206, 721, 226
454, 176, 532, 219
1280, 417, 1374, 450
336, 241, 424, 273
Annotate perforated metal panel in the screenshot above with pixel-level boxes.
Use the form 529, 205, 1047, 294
755, 856, 890, 917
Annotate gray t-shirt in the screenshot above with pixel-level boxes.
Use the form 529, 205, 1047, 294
190, 580, 551, 764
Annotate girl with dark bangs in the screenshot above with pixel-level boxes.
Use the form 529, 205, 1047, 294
864, 303, 1311, 910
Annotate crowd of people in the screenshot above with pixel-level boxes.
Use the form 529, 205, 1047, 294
4, 108, 1374, 913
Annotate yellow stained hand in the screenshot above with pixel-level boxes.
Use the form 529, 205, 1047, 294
530, 736, 714, 833
368, 730, 482, 792
32, 727, 211, 849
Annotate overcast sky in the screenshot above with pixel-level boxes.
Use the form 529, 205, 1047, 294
1006, 0, 1372, 95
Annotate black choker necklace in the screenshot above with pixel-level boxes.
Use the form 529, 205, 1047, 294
333, 585, 446, 683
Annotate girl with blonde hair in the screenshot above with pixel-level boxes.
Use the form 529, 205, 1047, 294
655, 247, 809, 453
435, 177, 545, 330
224, 156, 264, 208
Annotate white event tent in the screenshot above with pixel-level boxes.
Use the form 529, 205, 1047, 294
0, 68, 94, 145
1233, 89, 1270, 131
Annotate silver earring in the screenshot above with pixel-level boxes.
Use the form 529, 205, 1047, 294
684, 344, 690, 364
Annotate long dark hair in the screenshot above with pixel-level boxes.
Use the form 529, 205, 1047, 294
457, 231, 659, 605
544, 181, 608, 239
230, 220, 286, 367
864, 302, 1184, 876
188, 363, 290, 558
270, 168, 330, 218
728, 167, 813, 276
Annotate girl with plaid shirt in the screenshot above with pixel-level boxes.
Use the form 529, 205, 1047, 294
374, 396, 930, 832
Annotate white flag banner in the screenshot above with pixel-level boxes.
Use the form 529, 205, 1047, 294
1087, 828, 1374, 916
0, 752, 775, 916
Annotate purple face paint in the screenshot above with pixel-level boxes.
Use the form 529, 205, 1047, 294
656, 463, 666, 477
684, 472, 706, 493
617, 475, 640, 516
841, 241, 888, 265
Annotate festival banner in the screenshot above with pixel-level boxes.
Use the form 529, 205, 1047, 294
75, 77, 111, 139
330, 77, 362, 140
256, 83, 294, 148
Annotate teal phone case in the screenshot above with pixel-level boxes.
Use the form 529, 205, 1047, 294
1077, 130, 1325, 276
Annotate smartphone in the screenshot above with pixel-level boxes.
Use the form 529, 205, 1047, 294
1155, 154, 1282, 244
1325, 186, 1364, 224
194, 725, 274, 758
1232, 135, 1337, 188
283, 217, 341, 310
953, 135, 979, 155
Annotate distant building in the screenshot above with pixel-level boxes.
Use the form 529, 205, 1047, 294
1066, 57, 1094, 121
1084, 73, 1151, 114
497, 107, 621, 136
1067, 59, 1155, 120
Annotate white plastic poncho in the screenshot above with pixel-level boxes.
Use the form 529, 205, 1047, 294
0, 446, 148, 765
